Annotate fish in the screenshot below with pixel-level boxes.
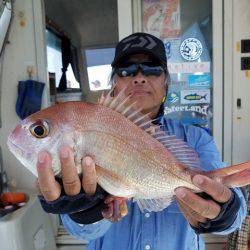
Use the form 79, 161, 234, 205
7, 88, 250, 212
184, 93, 207, 101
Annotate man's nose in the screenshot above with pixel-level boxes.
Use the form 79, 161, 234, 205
132, 71, 147, 85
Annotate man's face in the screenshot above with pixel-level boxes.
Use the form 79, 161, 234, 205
113, 54, 167, 117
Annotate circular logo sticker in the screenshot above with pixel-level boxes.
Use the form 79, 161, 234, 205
180, 38, 203, 61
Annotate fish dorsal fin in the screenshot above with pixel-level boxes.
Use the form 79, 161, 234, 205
134, 196, 174, 212
99, 88, 201, 170
99, 87, 153, 126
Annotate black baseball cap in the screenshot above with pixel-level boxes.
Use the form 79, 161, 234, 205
111, 32, 167, 68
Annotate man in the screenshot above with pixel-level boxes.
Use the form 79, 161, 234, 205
37, 33, 246, 250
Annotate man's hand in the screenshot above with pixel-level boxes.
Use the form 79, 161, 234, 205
174, 175, 232, 228
36, 145, 97, 201
102, 196, 128, 222
36, 145, 128, 223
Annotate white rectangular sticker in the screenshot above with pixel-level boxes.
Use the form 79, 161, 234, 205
168, 62, 210, 74
180, 89, 210, 104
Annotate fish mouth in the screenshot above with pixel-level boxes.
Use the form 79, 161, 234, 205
7, 139, 38, 176
7, 139, 24, 156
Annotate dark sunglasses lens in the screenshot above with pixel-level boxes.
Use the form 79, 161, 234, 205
116, 64, 138, 77
141, 65, 164, 76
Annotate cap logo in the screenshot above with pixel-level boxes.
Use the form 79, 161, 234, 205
121, 35, 157, 51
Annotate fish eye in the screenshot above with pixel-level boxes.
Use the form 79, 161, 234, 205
30, 120, 50, 138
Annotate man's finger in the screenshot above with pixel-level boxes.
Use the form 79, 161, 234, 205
82, 156, 97, 195
37, 151, 61, 201
104, 196, 115, 204
102, 202, 114, 219
175, 187, 221, 219
60, 145, 81, 196
177, 199, 207, 226
104, 196, 128, 218
120, 200, 128, 217
35, 179, 42, 196
113, 200, 121, 220
192, 175, 232, 203
177, 200, 199, 227
104, 196, 127, 204
181, 209, 199, 228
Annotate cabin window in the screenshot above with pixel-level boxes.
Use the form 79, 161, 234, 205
46, 28, 80, 92
84, 47, 115, 91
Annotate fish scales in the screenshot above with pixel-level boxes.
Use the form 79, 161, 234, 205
63, 123, 194, 198
7, 97, 250, 212
61, 128, 178, 198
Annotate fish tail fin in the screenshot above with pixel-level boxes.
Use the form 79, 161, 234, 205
206, 161, 250, 187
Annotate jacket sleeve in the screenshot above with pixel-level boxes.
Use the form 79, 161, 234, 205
213, 187, 247, 235
60, 214, 112, 241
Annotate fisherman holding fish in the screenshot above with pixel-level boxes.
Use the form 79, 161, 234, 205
8, 33, 248, 250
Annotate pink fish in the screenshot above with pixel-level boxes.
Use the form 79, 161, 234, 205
7, 89, 250, 212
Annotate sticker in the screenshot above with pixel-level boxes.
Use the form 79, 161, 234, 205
169, 80, 187, 87
163, 39, 182, 62
167, 92, 179, 103
188, 74, 211, 87
236, 41, 240, 52
165, 41, 172, 60
168, 62, 210, 74
143, 0, 181, 39
180, 38, 203, 61
164, 105, 209, 116
180, 89, 210, 104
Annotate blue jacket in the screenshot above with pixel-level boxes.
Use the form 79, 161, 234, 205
61, 118, 246, 250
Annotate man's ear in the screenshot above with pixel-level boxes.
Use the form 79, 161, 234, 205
163, 78, 168, 97
165, 83, 168, 95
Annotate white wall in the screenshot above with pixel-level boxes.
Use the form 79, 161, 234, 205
0, 0, 47, 190
231, 0, 250, 164
224, 0, 250, 165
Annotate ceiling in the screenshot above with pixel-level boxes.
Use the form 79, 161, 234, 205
44, 0, 119, 48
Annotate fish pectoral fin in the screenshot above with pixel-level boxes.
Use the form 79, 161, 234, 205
134, 196, 174, 212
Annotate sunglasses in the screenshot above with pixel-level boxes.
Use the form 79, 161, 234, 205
115, 62, 165, 77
